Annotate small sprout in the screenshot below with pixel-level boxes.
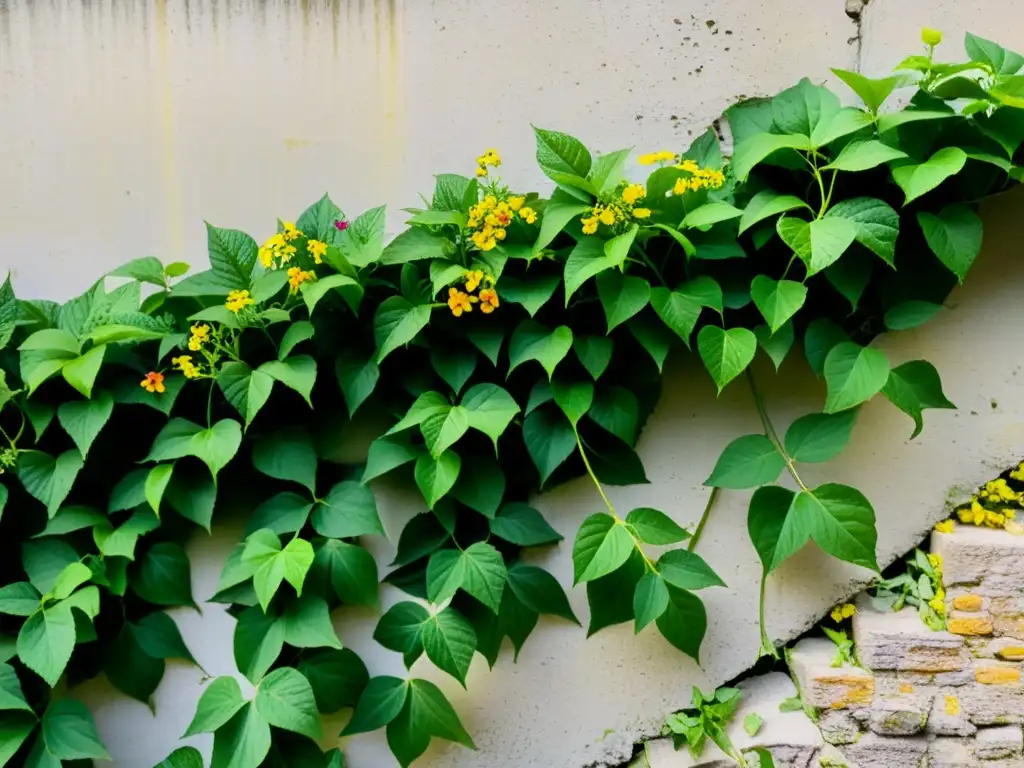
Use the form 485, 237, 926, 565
744, 712, 763, 736
779, 696, 804, 713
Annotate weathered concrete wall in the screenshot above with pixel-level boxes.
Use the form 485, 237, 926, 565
2, 2, 1024, 767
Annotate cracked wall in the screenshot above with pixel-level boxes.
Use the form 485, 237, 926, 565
2, 2, 1024, 767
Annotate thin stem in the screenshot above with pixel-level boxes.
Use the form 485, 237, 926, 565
576, 434, 616, 518
818, 170, 838, 218
206, 380, 215, 428
687, 487, 720, 553
745, 369, 810, 492
757, 574, 779, 659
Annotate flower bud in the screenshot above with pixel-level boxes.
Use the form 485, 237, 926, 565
921, 27, 942, 46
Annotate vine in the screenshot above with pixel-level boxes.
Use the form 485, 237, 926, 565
0, 28, 1022, 768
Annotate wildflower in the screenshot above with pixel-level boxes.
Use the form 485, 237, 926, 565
507, 196, 525, 212
288, 267, 315, 294
934, 519, 955, 534
475, 166, 488, 177
465, 270, 484, 293
140, 371, 166, 394
479, 287, 499, 314
447, 288, 476, 317
637, 150, 677, 165
307, 239, 328, 264
334, 219, 349, 231
1006, 509, 1017, 520
258, 233, 297, 269
830, 603, 856, 622
225, 289, 255, 313
1010, 463, 1024, 482
519, 206, 537, 224
475, 148, 501, 177
958, 499, 986, 525
598, 207, 617, 226
671, 163, 726, 195
621, 183, 646, 205
188, 323, 211, 352
581, 216, 599, 235
171, 355, 201, 379
632, 208, 652, 219
673, 177, 694, 195
281, 221, 303, 242
921, 27, 943, 46
470, 228, 497, 251
928, 589, 946, 615
986, 510, 1006, 528
928, 553, 943, 572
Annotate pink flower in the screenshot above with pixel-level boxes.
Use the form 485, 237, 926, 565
334, 220, 349, 231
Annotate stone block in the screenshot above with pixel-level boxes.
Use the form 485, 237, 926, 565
958, 680, 1024, 725
993, 597, 1024, 640
788, 638, 874, 710
929, 738, 975, 768
838, 731, 928, 767
852, 597, 967, 671
931, 526, 1024, 593
989, 639, 1024, 662
976, 660, 1024, 686
818, 710, 861, 745
866, 694, 927, 735
975, 725, 1024, 760
927, 691, 977, 737
952, 593, 984, 612
948, 611, 995, 637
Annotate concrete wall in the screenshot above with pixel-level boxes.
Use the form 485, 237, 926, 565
2, 1, 1024, 767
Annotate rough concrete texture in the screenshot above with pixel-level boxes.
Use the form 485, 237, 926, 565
853, 597, 968, 672
3, 1, 1024, 767
789, 638, 875, 711
641, 673, 821, 767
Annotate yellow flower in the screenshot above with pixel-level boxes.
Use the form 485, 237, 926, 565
581, 216, 599, 235
928, 553, 943, 572
677, 159, 700, 173
281, 221, 302, 242
830, 603, 856, 622
447, 288, 476, 317
921, 27, 943, 46
632, 208, 652, 219
288, 267, 315, 294
518, 206, 537, 224
621, 183, 646, 205
479, 287, 499, 314
140, 371, 166, 394
928, 594, 946, 614
934, 520, 955, 534
171, 355, 201, 379
986, 510, 1006, 528
673, 177, 693, 195
598, 207, 616, 226
188, 323, 211, 351
307, 239, 328, 264
476, 166, 488, 177
1005, 509, 1017, 520
465, 270, 484, 293
225, 289, 255, 313
507, 196, 525, 212
1010, 463, 1024, 481
637, 150, 677, 165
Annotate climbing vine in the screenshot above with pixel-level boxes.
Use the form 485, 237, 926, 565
0, 28, 1022, 768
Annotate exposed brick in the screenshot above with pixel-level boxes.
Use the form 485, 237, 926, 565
853, 596, 968, 671
931, 526, 1024, 594
953, 594, 984, 612
866, 694, 927, 735
788, 638, 874, 711
993, 597, 1024, 640
948, 612, 994, 636
976, 661, 1023, 686
975, 724, 1024, 760
927, 691, 977, 737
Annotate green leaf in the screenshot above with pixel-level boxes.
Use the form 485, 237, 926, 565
342, 676, 408, 735
697, 326, 757, 394
572, 514, 634, 585
738, 191, 808, 234
785, 410, 858, 463
804, 318, 849, 376
656, 586, 708, 661
506, 562, 577, 623
297, 193, 343, 241
497, 275, 560, 317
145, 418, 242, 480
414, 451, 461, 510
252, 427, 317, 493
570, 337, 611, 382
522, 407, 576, 485
754, 322, 794, 370
419, 405, 468, 459
0, 712, 35, 765
563, 237, 614, 303
259, 355, 317, 406
363, 433, 419, 482
772, 77, 840, 136
133, 611, 195, 662
49, 562, 91, 601
823, 139, 908, 171
588, 148, 632, 194
0, 582, 38, 616
314, 539, 379, 607
41, 698, 108, 760
0, 275, 18, 352
145, 463, 174, 516
218, 362, 274, 430
0, 664, 32, 713
22, 540, 78, 594
732, 133, 811, 181
279, 594, 342, 650
243, 530, 315, 611
335, 352, 379, 417
374, 602, 427, 665
633, 572, 669, 632
210, 702, 272, 768
301, 274, 362, 315
297, 648, 369, 714
336, 205, 386, 267
705, 434, 785, 489
233, 607, 285, 684
105, 624, 164, 704
777, 216, 857, 275
917, 204, 983, 283
823, 342, 891, 413
625, 508, 690, 545
532, 202, 590, 253
130, 542, 195, 607
682, 202, 743, 229
656, 550, 725, 591
427, 541, 507, 612
430, 346, 477, 397
551, 379, 594, 430
386, 679, 475, 767
380, 227, 448, 265
649, 287, 701, 346
244, 492, 313, 536
596, 272, 650, 332
884, 301, 944, 331
156, 747, 205, 768
206, 223, 258, 290
421, 608, 477, 687
255, 667, 321, 740
876, 109, 957, 134
782, 484, 878, 571
534, 127, 593, 183
60, 344, 107, 398
508, 321, 573, 380
882, 360, 956, 439
830, 69, 903, 113
451, 454, 505, 518
589, 386, 639, 445
965, 32, 1024, 75
165, 463, 217, 531
489, 503, 563, 546
17, 603, 74, 686
373, 296, 432, 363
17, 450, 83, 518
892, 147, 967, 204
750, 276, 806, 333
56, 391, 113, 458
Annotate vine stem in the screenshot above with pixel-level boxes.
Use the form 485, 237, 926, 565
686, 487, 720, 553
575, 434, 616, 519
206, 380, 215, 428
745, 369, 809, 493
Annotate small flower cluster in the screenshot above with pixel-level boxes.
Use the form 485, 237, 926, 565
307, 239, 328, 265
927, 553, 945, 615
0, 447, 16, 475
225, 289, 255, 314
258, 221, 303, 269
287, 267, 316, 294
447, 269, 499, 317
581, 182, 651, 235
140, 371, 166, 393
467, 194, 535, 251
955, 475, 1022, 529
188, 323, 210, 351
475, 148, 501, 178
829, 603, 856, 622
172, 355, 202, 379
637, 150, 726, 194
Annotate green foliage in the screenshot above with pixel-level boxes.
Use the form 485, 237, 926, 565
873, 548, 947, 631
663, 687, 746, 764
0, 29, 1016, 768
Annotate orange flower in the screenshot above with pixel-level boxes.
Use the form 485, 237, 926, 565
447, 288, 476, 317
140, 371, 166, 394
479, 288, 499, 314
